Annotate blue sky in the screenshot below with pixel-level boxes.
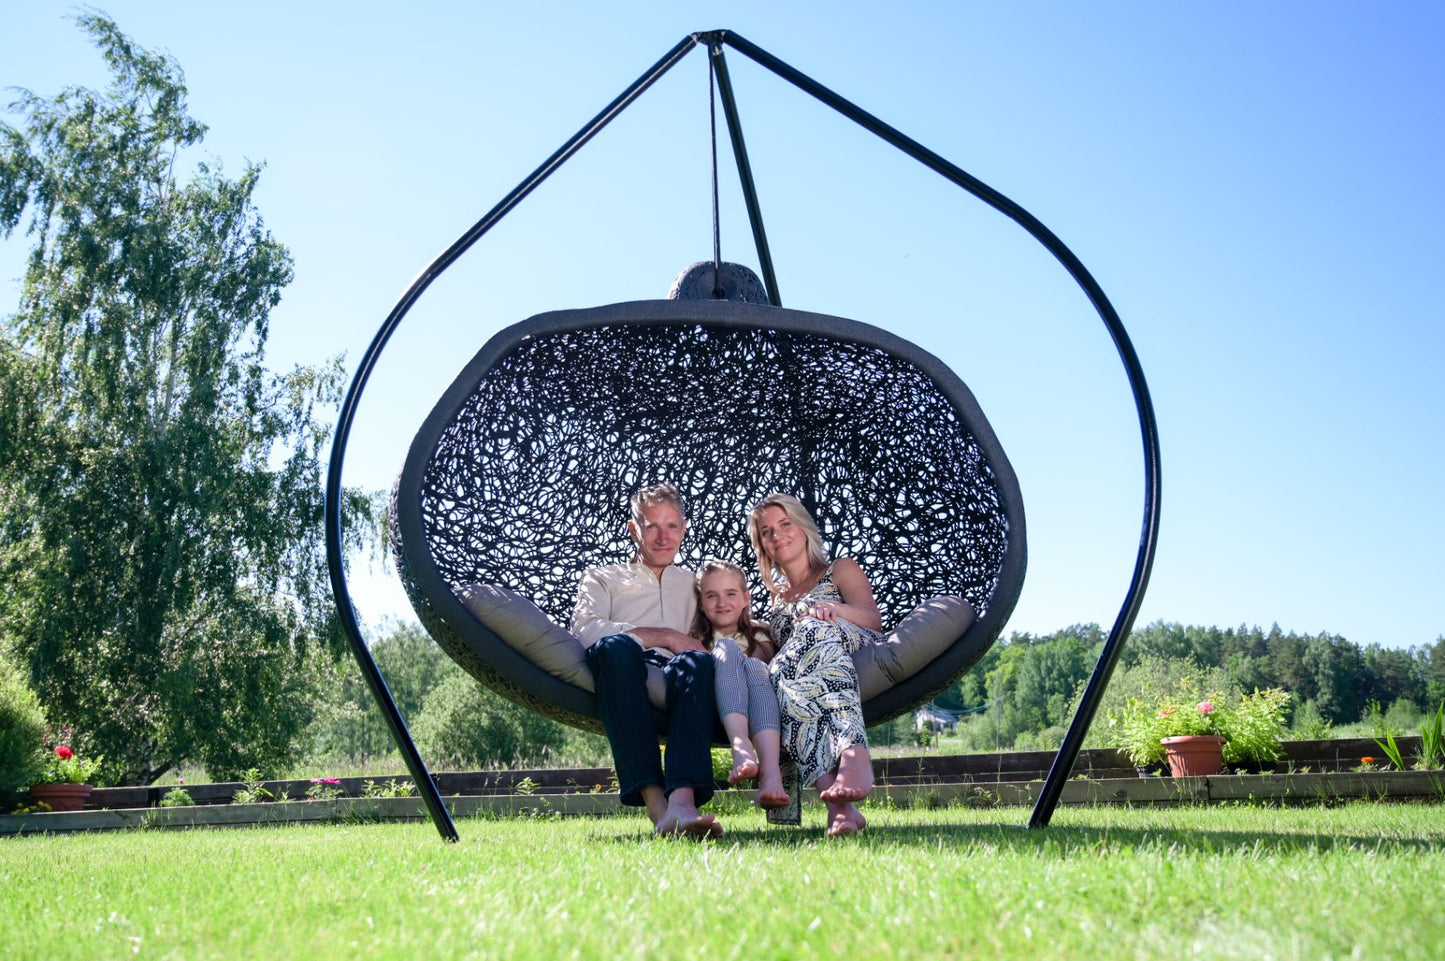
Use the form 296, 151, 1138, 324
3, 2, 1442, 651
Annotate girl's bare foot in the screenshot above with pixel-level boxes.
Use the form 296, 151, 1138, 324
729, 747, 761, 786
819, 745, 873, 802
755, 766, 790, 809
751, 728, 788, 807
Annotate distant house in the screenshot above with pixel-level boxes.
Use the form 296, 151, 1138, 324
913, 703, 958, 734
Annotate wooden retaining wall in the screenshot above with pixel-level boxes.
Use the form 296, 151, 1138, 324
76, 736, 1423, 810
3, 738, 1435, 836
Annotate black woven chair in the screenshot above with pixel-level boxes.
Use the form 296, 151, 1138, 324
389, 270, 1025, 734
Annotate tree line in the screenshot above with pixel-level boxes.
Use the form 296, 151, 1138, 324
311, 618, 1445, 771
916, 622, 1445, 753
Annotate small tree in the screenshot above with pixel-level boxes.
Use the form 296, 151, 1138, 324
413, 672, 568, 771
0, 14, 371, 783
311, 619, 458, 762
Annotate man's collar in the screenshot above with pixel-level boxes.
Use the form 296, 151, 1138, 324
628, 558, 684, 579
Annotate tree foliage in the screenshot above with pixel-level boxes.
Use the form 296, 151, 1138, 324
316, 620, 458, 761
0, 649, 48, 798
306, 619, 574, 771
0, 14, 370, 784
412, 670, 569, 771
936, 620, 1440, 752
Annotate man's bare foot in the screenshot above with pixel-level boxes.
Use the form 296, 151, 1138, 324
826, 802, 867, 837
755, 766, 790, 809
728, 749, 760, 786
655, 808, 723, 839
819, 745, 873, 802
643, 787, 669, 827
643, 786, 722, 839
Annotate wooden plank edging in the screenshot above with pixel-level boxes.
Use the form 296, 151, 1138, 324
5, 771, 1443, 835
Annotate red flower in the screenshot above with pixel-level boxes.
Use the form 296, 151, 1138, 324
54, 745, 74, 760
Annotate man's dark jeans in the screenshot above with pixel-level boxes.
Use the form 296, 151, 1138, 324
585, 634, 717, 807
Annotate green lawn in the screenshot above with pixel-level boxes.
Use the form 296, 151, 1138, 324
3, 802, 1442, 959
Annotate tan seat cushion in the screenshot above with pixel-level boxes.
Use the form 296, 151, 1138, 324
459, 583, 973, 711
852, 595, 977, 701
457, 583, 666, 709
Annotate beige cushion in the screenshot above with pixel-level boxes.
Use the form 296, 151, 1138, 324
852, 595, 977, 701
457, 583, 667, 709
457, 582, 970, 710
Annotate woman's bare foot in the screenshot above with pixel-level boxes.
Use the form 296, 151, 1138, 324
755, 765, 790, 809
825, 802, 867, 837
819, 745, 873, 802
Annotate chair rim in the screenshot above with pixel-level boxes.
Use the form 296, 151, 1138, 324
391, 296, 1026, 729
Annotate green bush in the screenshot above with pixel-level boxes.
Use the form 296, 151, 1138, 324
1289, 698, 1334, 740
1104, 675, 1291, 766
0, 653, 48, 797
1219, 688, 1292, 764
413, 672, 568, 770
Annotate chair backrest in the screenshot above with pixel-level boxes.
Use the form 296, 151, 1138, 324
390, 296, 1026, 728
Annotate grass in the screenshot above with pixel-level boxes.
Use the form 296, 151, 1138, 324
3, 801, 1443, 959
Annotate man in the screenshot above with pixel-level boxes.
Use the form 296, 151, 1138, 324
571, 482, 722, 838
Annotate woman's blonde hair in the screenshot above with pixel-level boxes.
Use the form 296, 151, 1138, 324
690, 558, 771, 655
747, 492, 828, 597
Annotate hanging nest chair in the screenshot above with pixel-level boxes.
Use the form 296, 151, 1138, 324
329, 31, 1158, 840
389, 264, 1026, 733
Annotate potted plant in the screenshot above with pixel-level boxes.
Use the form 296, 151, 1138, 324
1107, 678, 1291, 777
29, 726, 104, 812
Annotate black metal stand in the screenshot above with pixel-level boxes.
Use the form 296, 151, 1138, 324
323, 29, 1160, 841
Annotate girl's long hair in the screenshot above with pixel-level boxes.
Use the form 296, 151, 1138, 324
690, 558, 771, 655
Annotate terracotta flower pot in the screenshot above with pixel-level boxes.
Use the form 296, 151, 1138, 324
1160, 735, 1225, 777
28, 782, 94, 812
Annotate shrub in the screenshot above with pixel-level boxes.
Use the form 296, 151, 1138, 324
1289, 698, 1334, 740
0, 654, 48, 797
34, 725, 105, 784
1105, 676, 1291, 766
1219, 688, 1292, 764
360, 778, 416, 799
413, 672, 567, 770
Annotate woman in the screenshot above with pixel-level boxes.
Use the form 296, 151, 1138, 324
748, 492, 881, 836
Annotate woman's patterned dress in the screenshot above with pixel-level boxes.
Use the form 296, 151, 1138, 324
767, 564, 882, 785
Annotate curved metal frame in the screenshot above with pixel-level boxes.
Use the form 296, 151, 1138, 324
325, 29, 1160, 841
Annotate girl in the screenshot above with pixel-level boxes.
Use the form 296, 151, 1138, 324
691, 558, 789, 809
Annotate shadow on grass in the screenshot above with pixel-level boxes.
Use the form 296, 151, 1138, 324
582, 815, 1444, 856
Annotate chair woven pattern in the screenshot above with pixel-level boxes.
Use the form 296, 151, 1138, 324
412, 322, 1010, 629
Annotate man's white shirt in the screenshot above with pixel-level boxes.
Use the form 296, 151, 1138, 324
570, 561, 697, 652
